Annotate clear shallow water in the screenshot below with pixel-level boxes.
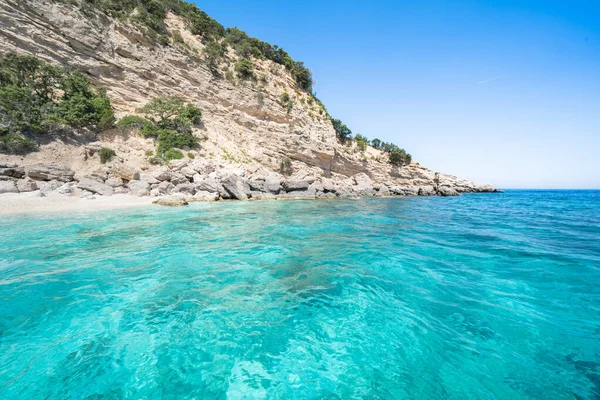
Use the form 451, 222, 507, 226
0, 191, 599, 399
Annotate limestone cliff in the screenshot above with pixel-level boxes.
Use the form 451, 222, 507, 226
0, 0, 496, 199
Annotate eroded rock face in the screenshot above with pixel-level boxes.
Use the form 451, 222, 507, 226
26, 164, 75, 182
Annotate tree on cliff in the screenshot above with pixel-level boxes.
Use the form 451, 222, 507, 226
0, 53, 114, 153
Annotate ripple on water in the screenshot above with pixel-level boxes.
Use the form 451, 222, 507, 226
0, 191, 599, 399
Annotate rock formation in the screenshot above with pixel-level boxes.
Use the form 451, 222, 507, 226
0, 0, 497, 204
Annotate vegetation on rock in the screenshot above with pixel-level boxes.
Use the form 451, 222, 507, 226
280, 92, 294, 115
234, 58, 254, 80
99, 147, 116, 164
0, 53, 114, 153
70, 0, 313, 91
118, 97, 202, 163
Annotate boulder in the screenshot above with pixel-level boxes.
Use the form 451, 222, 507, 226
180, 167, 196, 179
353, 173, 374, 195
40, 180, 64, 194
168, 159, 189, 171
221, 173, 249, 200
153, 196, 188, 207
283, 179, 310, 192
438, 186, 459, 197
77, 178, 114, 196
170, 173, 189, 186
105, 177, 124, 187
128, 180, 151, 196
173, 183, 196, 194
192, 173, 204, 183
89, 169, 108, 183
264, 173, 282, 194
56, 183, 75, 195
157, 181, 175, 194
195, 177, 221, 193
139, 173, 160, 185
114, 187, 130, 195
25, 163, 75, 182
17, 178, 37, 193
152, 167, 172, 181
0, 165, 25, 179
321, 178, 336, 193
377, 185, 391, 196
192, 191, 219, 202
111, 164, 140, 181
418, 186, 436, 196
353, 173, 372, 187
0, 180, 19, 194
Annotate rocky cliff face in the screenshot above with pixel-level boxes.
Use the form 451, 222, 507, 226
0, 0, 496, 200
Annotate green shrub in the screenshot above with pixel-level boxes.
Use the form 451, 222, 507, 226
0, 53, 114, 154
280, 92, 294, 114
157, 129, 198, 151
0, 133, 37, 154
187, 152, 195, 159
116, 115, 155, 131
354, 133, 369, 152
235, 58, 254, 80
163, 148, 184, 160
138, 97, 202, 132
389, 148, 412, 166
145, 150, 154, 157
204, 40, 225, 71
331, 118, 352, 142
99, 147, 116, 164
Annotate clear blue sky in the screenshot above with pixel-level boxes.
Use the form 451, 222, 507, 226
194, 0, 599, 189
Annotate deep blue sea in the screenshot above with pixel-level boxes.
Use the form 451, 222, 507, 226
0, 190, 599, 399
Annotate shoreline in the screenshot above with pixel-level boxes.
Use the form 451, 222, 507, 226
0, 192, 154, 216
0, 191, 503, 217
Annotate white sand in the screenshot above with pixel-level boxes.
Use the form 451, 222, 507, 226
0, 192, 154, 216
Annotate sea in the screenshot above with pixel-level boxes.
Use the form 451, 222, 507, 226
0, 190, 598, 399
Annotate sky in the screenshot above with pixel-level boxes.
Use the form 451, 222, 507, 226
194, 0, 600, 189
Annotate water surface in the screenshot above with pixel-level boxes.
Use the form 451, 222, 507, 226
1, 191, 599, 399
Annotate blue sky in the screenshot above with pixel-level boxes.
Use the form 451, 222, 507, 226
195, 0, 599, 189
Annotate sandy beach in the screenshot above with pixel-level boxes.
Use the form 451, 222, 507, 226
0, 192, 154, 216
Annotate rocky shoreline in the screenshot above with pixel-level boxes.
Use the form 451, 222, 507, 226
0, 161, 500, 208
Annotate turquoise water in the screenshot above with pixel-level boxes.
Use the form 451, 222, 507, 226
1, 191, 599, 399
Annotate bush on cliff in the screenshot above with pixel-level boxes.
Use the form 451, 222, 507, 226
99, 147, 116, 164
331, 118, 352, 142
118, 97, 201, 163
73, 0, 313, 91
0, 53, 114, 154
234, 58, 254, 80
389, 148, 412, 166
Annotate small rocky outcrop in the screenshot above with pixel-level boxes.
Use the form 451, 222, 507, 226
77, 178, 114, 196
25, 163, 75, 182
153, 196, 189, 207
